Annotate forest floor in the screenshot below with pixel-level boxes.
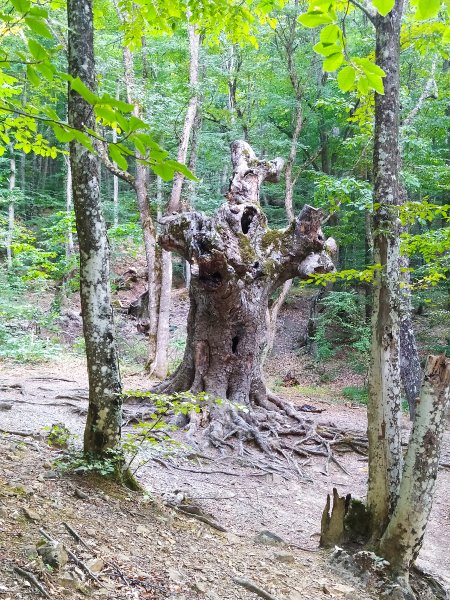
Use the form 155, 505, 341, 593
1, 274, 450, 600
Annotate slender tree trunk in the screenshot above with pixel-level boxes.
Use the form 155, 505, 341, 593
182, 106, 202, 287
265, 10, 302, 361
367, 0, 404, 539
67, 0, 122, 455
167, 21, 200, 214
64, 155, 74, 259
112, 82, 120, 228
150, 19, 200, 378
6, 152, 16, 271
379, 355, 450, 572
112, 0, 159, 365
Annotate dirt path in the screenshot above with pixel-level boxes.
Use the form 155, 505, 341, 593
1, 358, 449, 599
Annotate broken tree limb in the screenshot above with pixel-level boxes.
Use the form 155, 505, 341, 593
13, 566, 50, 598
62, 522, 91, 550
232, 577, 281, 600
39, 527, 102, 586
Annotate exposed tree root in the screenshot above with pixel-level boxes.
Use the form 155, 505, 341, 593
135, 384, 366, 479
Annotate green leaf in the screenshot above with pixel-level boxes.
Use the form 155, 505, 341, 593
35, 62, 55, 81
323, 52, 344, 72
28, 6, 48, 17
70, 77, 97, 105
337, 65, 356, 91
443, 25, 450, 43
11, 0, 30, 13
151, 162, 175, 181
109, 145, 128, 171
26, 64, 40, 86
313, 41, 341, 57
356, 58, 385, 77
95, 106, 118, 124
165, 160, 197, 181
42, 106, 60, 121
52, 125, 75, 143
357, 76, 370, 95
371, 0, 395, 16
71, 130, 94, 153
320, 24, 340, 44
298, 11, 333, 27
28, 39, 48, 60
366, 72, 384, 94
25, 16, 53, 38
416, 0, 440, 19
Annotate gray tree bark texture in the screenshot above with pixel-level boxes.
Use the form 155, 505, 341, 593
67, 0, 122, 454
367, 0, 405, 539
154, 141, 334, 445
379, 355, 450, 574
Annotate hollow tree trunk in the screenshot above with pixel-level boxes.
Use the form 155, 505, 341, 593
367, 0, 404, 539
155, 141, 335, 442
379, 355, 450, 573
68, 0, 122, 454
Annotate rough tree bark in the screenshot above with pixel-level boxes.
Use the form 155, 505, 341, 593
367, 0, 405, 539
68, 0, 122, 454
154, 141, 334, 446
150, 18, 201, 379
379, 355, 450, 573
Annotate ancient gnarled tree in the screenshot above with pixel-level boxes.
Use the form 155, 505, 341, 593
155, 141, 335, 446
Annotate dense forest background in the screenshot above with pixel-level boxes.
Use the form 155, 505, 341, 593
1, 0, 448, 373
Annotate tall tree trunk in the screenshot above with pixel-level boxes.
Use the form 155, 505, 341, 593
367, 0, 404, 539
265, 7, 302, 361
113, 0, 159, 365
150, 19, 200, 378
182, 106, 202, 288
64, 155, 74, 259
67, 0, 122, 455
112, 81, 120, 228
6, 152, 16, 271
379, 355, 450, 572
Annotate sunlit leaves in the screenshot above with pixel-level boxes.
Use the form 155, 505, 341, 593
337, 65, 356, 91
10, 0, 30, 12
371, 0, 395, 17
25, 16, 52, 38
416, 0, 441, 20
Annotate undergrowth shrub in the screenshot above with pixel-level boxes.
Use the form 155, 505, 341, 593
314, 291, 370, 370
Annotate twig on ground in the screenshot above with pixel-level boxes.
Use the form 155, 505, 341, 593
166, 502, 227, 532
39, 528, 103, 586
13, 566, 50, 598
232, 577, 281, 600
62, 522, 91, 550
0, 429, 41, 438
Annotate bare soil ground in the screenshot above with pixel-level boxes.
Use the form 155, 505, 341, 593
1, 285, 449, 599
